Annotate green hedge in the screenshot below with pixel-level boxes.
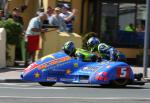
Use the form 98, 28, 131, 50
0, 19, 22, 45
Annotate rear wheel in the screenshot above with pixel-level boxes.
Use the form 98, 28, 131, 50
111, 79, 130, 87
39, 82, 56, 86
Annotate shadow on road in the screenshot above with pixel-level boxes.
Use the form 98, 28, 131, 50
52, 84, 148, 89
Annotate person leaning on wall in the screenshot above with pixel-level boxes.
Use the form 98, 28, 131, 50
25, 12, 48, 64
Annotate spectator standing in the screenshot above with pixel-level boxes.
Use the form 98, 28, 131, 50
13, 8, 24, 62
59, 4, 77, 33
124, 23, 135, 32
36, 7, 44, 16
47, 6, 53, 23
8, 8, 25, 63
11, 8, 24, 25
26, 12, 47, 62
49, 7, 66, 32
136, 24, 145, 32
0, 10, 6, 20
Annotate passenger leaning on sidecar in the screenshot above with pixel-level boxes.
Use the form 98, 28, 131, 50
62, 41, 97, 62
87, 37, 126, 62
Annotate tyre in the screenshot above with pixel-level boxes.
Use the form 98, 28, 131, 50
39, 82, 56, 86
110, 79, 130, 87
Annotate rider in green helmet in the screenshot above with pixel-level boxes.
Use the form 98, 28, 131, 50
62, 41, 97, 62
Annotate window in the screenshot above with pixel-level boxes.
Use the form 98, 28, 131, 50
56, 0, 72, 8
57, 0, 71, 2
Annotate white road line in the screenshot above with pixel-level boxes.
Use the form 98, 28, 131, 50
0, 96, 149, 100
0, 83, 49, 87
0, 83, 29, 86
0, 86, 66, 90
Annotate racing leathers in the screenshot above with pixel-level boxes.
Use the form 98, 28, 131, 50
69, 48, 97, 62
90, 43, 126, 61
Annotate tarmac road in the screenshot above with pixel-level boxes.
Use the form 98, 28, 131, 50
0, 66, 150, 103
0, 83, 150, 103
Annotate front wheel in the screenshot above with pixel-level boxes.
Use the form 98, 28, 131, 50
39, 82, 56, 86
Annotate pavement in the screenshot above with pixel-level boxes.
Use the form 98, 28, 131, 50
0, 66, 150, 83
0, 67, 25, 83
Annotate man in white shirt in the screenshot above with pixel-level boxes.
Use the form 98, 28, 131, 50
26, 12, 47, 62
59, 4, 77, 32
49, 7, 67, 32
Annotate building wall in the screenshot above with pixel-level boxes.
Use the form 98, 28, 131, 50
0, 28, 6, 68
43, 0, 56, 11
82, 0, 88, 34
72, 0, 82, 34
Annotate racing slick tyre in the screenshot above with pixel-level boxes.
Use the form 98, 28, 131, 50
110, 79, 130, 87
39, 82, 56, 86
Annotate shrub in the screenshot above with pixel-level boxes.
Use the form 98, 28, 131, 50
0, 19, 22, 45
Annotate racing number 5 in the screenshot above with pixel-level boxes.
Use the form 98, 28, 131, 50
117, 68, 129, 78
120, 68, 127, 77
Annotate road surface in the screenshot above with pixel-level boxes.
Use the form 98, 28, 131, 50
0, 83, 150, 103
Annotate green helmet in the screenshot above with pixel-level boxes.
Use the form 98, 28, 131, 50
62, 41, 76, 55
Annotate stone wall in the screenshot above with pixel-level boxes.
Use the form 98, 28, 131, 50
0, 28, 6, 68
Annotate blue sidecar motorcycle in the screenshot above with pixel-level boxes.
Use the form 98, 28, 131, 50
21, 51, 144, 87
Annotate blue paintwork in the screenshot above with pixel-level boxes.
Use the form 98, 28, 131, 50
21, 51, 134, 85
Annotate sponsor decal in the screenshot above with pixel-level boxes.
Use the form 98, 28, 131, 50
38, 56, 71, 70
34, 72, 40, 78
83, 67, 89, 70
106, 65, 111, 69
24, 63, 39, 73
46, 61, 70, 70
66, 69, 71, 74
82, 66, 99, 72
38, 64, 47, 70
79, 80, 89, 83
95, 72, 108, 81
47, 77, 57, 81
97, 66, 104, 70
74, 63, 78, 68
60, 78, 72, 82
95, 75, 99, 80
